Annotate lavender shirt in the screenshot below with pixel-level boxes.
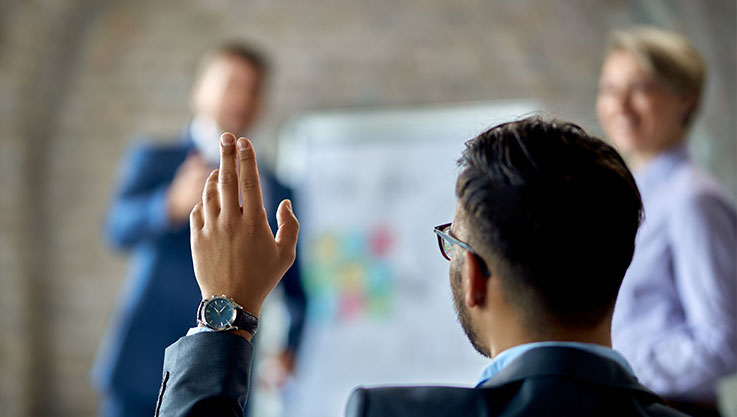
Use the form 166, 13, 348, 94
612, 144, 737, 402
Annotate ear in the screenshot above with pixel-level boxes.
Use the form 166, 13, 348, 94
679, 91, 698, 126
462, 251, 489, 308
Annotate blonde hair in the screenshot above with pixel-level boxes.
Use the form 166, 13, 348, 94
607, 26, 706, 125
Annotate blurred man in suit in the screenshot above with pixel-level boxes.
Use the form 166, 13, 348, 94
154, 118, 686, 416
92, 43, 306, 417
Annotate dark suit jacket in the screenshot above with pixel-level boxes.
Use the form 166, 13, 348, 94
92, 128, 307, 407
156, 333, 688, 417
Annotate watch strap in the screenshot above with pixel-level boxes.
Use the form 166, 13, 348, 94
234, 308, 259, 335
196, 298, 207, 324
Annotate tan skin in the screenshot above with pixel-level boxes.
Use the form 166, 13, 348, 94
190, 56, 264, 136
596, 50, 696, 169
450, 207, 613, 359
190, 133, 299, 342
167, 55, 265, 224
167, 154, 211, 224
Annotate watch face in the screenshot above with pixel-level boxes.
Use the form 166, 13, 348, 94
203, 298, 237, 330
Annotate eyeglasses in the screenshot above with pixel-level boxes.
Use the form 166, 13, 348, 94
433, 223, 490, 277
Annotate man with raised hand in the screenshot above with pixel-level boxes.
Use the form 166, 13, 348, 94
156, 132, 298, 416
157, 119, 686, 417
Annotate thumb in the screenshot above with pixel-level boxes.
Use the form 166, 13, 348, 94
275, 199, 300, 265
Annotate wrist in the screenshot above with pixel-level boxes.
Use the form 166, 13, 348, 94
193, 324, 253, 342
197, 295, 259, 337
227, 328, 254, 342
164, 190, 184, 224
200, 291, 262, 318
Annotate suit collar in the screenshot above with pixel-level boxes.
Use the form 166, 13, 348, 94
477, 341, 633, 386
481, 346, 661, 400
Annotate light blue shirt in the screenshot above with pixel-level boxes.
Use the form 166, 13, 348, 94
611, 144, 737, 402
477, 341, 634, 386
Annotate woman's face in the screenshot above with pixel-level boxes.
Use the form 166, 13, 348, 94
596, 50, 694, 161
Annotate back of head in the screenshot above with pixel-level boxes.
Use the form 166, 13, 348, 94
607, 25, 705, 126
456, 117, 643, 331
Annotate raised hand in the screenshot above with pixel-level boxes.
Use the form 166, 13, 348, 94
189, 132, 299, 332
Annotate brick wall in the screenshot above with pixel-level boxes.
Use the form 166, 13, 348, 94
0, 1, 734, 415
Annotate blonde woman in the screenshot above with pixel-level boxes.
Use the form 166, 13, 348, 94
597, 26, 736, 407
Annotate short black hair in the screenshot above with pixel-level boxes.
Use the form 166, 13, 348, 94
456, 117, 643, 330
196, 41, 270, 81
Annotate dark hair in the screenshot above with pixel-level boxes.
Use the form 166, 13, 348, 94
456, 117, 643, 330
196, 42, 270, 81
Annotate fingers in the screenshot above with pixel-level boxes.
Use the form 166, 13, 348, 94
190, 202, 204, 230
237, 138, 265, 218
202, 169, 220, 219
275, 199, 300, 265
218, 133, 239, 214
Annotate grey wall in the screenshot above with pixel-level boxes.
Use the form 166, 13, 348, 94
0, 1, 734, 416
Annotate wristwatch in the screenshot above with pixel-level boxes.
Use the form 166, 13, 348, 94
196, 295, 259, 335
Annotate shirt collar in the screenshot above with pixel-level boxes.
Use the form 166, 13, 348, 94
476, 341, 635, 387
635, 143, 690, 194
189, 116, 224, 167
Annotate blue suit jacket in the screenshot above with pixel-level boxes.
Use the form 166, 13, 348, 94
93, 129, 306, 405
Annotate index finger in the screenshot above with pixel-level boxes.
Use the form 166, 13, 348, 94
218, 132, 239, 214
236, 137, 265, 218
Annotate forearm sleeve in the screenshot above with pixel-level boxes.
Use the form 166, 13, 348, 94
156, 333, 254, 417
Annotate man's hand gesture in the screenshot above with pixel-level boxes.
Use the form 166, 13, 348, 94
189, 133, 299, 337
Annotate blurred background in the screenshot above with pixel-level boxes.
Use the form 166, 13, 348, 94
0, 0, 734, 416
